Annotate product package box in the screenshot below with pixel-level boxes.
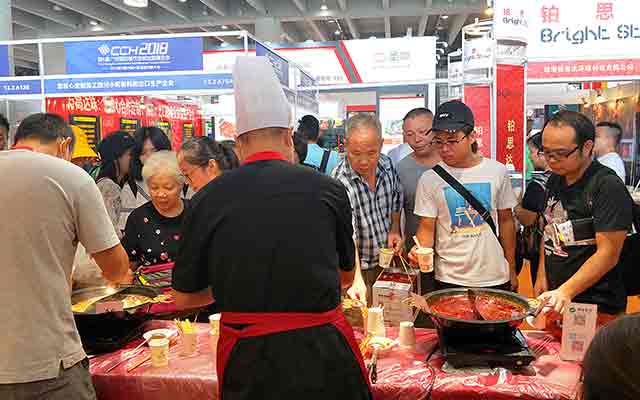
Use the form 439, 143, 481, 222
372, 270, 420, 326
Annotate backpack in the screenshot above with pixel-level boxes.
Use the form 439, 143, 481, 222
303, 149, 331, 173
582, 168, 640, 295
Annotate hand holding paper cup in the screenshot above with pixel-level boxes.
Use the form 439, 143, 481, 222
413, 236, 434, 273
379, 248, 394, 268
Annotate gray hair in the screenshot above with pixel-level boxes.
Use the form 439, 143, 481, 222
142, 150, 186, 185
346, 113, 382, 140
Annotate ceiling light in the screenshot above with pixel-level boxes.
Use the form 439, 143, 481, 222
123, 0, 149, 7
369, 35, 377, 39
90, 24, 104, 32
305, 39, 314, 43
441, 15, 449, 19
52, 5, 63, 11
220, 41, 229, 47
320, 2, 328, 11
484, 7, 494, 16
221, 25, 228, 29
178, 0, 187, 3
89, 20, 99, 26
334, 29, 341, 35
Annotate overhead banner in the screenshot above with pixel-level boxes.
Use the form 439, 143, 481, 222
0, 79, 42, 96
495, 64, 525, 173
529, 0, 640, 61
342, 36, 436, 82
463, 85, 492, 158
256, 42, 289, 87
276, 46, 350, 85
65, 37, 204, 74
44, 73, 233, 95
494, 0, 531, 43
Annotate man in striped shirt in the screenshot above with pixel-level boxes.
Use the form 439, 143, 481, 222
332, 114, 404, 304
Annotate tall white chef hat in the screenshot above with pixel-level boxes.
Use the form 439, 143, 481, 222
233, 56, 292, 137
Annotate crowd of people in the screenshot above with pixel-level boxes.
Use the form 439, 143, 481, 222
0, 55, 639, 400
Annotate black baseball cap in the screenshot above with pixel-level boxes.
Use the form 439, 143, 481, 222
432, 101, 475, 132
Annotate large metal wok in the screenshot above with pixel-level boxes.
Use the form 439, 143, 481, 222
71, 285, 162, 317
409, 288, 537, 335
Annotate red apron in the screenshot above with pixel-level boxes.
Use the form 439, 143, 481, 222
217, 307, 371, 399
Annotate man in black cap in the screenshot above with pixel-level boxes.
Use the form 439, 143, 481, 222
409, 101, 518, 291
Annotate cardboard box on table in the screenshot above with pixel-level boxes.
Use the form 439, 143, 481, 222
372, 269, 420, 326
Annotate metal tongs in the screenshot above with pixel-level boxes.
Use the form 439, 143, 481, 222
367, 345, 379, 384
467, 289, 485, 321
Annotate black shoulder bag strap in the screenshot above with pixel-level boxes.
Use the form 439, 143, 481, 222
433, 164, 498, 236
319, 149, 331, 173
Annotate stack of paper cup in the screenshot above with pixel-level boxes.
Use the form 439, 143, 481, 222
209, 314, 221, 336
149, 338, 169, 367
398, 321, 416, 348
416, 247, 434, 273
379, 248, 394, 268
180, 328, 198, 356
367, 307, 386, 337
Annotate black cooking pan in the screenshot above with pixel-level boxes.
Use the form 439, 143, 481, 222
410, 288, 537, 335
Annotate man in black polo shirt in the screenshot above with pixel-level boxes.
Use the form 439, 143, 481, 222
172, 57, 371, 400
536, 110, 631, 318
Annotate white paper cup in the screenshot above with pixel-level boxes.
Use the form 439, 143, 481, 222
149, 338, 169, 367
180, 329, 198, 356
366, 307, 386, 337
209, 314, 221, 336
416, 247, 434, 273
398, 321, 416, 347
379, 248, 394, 268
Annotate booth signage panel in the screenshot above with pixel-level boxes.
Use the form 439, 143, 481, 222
463, 38, 493, 71
44, 73, 233, 95
495, 64, 525, 173
0, 79, 42, 96
276, 47, 349, 85
0, 45, 10, 77
494, 0, 531, 43
529, 0, 640, 61
528, 58, 640, 80
342, 37, 436, 82
65, 37, 204, 74
448, 61, 463, 85
256, 42, 290, 87
463, 85, 491, 158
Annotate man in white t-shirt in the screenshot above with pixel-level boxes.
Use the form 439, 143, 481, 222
409, 101, 518, 290
595, 121, 626, 182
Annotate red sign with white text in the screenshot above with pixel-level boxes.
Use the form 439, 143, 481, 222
463, 85, 492, 158
495, 64, 525, 173
46, 95, 203, 150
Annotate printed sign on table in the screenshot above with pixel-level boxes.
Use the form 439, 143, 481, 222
65, 37, 204, 74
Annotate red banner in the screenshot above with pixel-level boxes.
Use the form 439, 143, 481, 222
495, 64, 525, 173
46, 95, 203, 150
463, 85, 492, 158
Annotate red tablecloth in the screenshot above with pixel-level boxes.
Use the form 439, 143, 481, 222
90, 321, 580, 400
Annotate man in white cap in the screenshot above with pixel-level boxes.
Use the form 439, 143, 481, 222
172, 57, 371, 400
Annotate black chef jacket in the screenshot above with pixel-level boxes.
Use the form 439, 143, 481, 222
173, 151, 370, 400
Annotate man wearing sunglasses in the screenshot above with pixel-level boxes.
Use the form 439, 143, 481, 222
409, 101, 518, 291
535, 110, 632, 319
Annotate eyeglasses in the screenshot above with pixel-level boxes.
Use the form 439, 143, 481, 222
538, 145, 579, 160
430, 135, 468, 147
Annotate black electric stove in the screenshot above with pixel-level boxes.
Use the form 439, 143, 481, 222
74, 314, 146, 355
438, 326, 535, 369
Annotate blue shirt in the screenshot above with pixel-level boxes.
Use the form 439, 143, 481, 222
303, 143, 340, 175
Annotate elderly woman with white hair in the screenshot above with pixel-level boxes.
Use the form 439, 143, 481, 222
121, 150, 187, 272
